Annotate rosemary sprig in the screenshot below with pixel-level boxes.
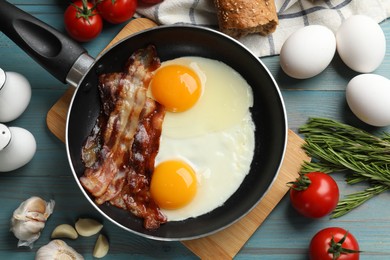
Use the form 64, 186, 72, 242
298, 117, 390, 217
301, 161, 346, 174
331, 184, 389, 218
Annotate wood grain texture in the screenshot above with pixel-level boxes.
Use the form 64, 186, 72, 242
46, 87, 74, 142
3, 2, 390, 259
45, 18, 310, 259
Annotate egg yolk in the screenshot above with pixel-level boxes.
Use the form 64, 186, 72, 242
150, 160, 197, 210
151, 65, 202, 112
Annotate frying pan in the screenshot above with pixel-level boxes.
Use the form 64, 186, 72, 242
0, 0, 287, 240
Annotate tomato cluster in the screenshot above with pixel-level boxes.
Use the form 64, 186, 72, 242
64, 0, 162, 42
288, 172, 361, 259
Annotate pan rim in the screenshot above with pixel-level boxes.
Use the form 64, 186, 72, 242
65, 24, 288, 241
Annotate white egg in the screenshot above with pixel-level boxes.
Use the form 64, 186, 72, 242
153, 57, 255, 221
0, 125, 36, 172
280, 25, 336, 79
346, 74, 390, 127
336, 15, 386, 73
0, 69, 32, 122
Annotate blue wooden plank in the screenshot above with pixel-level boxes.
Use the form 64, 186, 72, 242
2, 0, 390, 259
0, 176, 196, 259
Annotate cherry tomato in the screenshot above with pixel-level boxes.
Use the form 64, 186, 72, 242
289, 172, 339, 218
64, 0, 103, 42
310, 227, 360, 260
97, 0, 137, 24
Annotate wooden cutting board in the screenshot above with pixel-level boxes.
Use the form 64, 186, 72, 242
46, 18, 310, 259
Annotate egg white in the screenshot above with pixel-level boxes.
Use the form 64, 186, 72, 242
149, 57, 254, 138
153, 57, 255, 221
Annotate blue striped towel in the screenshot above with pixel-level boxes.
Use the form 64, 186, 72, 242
137, 0, 390, 57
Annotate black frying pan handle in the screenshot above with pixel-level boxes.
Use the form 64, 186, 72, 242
0, 0, 87, 83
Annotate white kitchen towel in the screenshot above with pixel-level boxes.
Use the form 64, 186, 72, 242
137, 0, 390, 57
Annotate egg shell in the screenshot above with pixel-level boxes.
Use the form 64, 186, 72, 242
0, 71, 32, 122
0, 127, 36, 172
346, 74, 390, 127
336, 15, 386, 73
280, 25, 336, 79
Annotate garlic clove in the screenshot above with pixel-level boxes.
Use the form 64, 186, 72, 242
26, 197, 47, 214
93, 234, 109, 258
51, 224, 79, 240
10, 196, 55, 248
75, 218, 103, 237
35, 239, 84, 260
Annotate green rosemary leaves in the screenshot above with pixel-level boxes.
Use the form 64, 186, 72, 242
299, 117, 390, 218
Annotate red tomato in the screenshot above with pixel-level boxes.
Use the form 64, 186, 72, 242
97, 0, 137, 24
309, 227, 360, 260
289, 172, 339, 218
64, 0, 103, 42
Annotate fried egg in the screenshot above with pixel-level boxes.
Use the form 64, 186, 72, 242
148, 57, 255, 221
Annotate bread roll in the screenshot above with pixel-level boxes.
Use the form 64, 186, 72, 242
214, 0, 278, 38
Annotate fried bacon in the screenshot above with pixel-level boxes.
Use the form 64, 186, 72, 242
80, 45, 167, 230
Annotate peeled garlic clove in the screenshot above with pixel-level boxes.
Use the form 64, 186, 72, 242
10, 196, 55, 248
35, 239, 84, 260
75, 218, 103, 237
51, 224, 78, 240
93, 234, 109, 258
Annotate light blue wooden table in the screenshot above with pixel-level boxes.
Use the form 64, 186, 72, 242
1, 1, 390, 259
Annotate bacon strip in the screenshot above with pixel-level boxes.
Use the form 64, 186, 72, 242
80, 45, 167, 229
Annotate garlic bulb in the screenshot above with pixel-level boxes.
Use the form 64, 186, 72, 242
35, 240, 84, 260
10, 196, 55, 248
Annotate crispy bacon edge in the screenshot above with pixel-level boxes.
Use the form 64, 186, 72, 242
80, 45, 167, 230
